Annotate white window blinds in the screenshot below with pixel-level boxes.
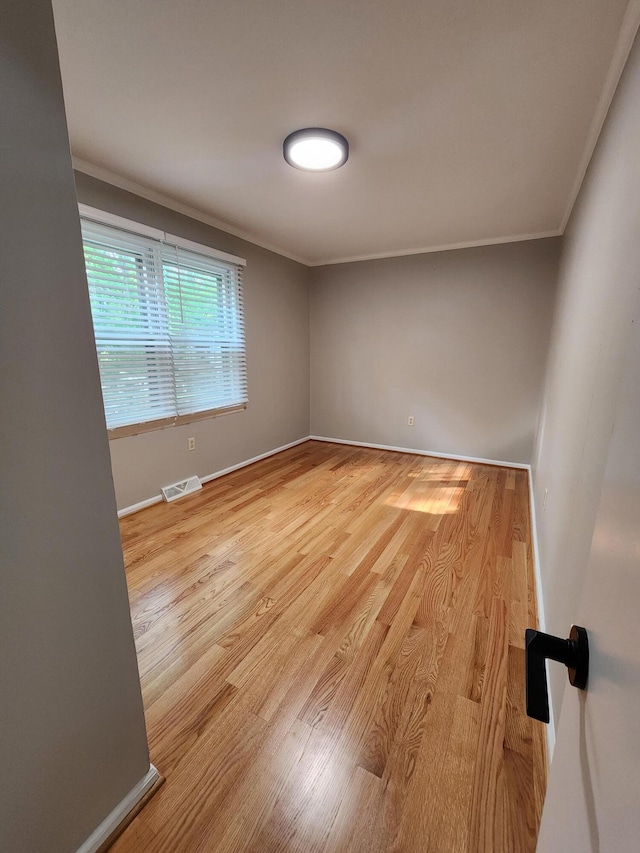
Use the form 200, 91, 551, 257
80, 216, 247, 433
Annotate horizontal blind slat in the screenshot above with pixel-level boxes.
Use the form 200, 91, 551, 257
162, 243, 246, 418
81, 217, 246, 430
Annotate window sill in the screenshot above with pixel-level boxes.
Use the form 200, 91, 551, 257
107, 404, 247, 440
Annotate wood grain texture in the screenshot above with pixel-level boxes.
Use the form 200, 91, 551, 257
110, 440, 546, 853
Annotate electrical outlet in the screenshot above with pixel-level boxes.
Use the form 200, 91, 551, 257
543, 488, 548, 511
407, 416, 415, 426
188, 437, 196, 451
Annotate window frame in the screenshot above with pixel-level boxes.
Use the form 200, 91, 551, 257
78, 204, 247, 439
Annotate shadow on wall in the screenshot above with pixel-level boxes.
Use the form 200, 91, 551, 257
579, 693, 600, 853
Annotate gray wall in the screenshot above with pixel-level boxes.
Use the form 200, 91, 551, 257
0, 3, 150, 851
74, 173, 311, 510
532, 30, 640, 725
310, 239, 560, 464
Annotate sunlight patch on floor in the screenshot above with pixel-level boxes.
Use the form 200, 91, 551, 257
385, 485, 464, 515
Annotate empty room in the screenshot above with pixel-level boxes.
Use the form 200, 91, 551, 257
4, 1, 640, 852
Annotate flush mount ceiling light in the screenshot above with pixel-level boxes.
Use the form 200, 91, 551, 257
283, 128, 349, 172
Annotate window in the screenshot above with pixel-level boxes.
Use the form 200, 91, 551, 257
80, 208, 247, 436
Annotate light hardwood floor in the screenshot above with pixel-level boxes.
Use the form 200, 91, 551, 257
112, 440, 546, 853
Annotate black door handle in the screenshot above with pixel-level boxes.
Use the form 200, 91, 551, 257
525, 625, 589, 723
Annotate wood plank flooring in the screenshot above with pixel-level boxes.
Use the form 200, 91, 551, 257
111, 440, 546, 853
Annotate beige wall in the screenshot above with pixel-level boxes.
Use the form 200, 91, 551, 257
532, 29, 640, 726
0, 3, 150, 851
74, 173, 311, 510
310, 239, 560, 464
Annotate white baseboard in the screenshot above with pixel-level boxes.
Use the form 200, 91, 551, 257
199, 437, 310, 484
116, 437, 311, 518
75, 764, 160, 853
309, 435, 529, 470
527, 469, 556, 759
117, 495, 163, 518
117, 436, 528, 518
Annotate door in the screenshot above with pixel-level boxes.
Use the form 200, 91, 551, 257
536, 310, 640, 851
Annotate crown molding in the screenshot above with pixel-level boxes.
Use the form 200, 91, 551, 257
72, 157, 309, 266
73, 1, 640, 272
76, 3, 640, 286
74, 156, 564, 268
307, 230, 562, 267
559, 0, 640, 232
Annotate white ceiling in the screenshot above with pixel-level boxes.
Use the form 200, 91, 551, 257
52, 0, 636, 265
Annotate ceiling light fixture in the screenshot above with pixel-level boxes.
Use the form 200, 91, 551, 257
283, 128, 349, 172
